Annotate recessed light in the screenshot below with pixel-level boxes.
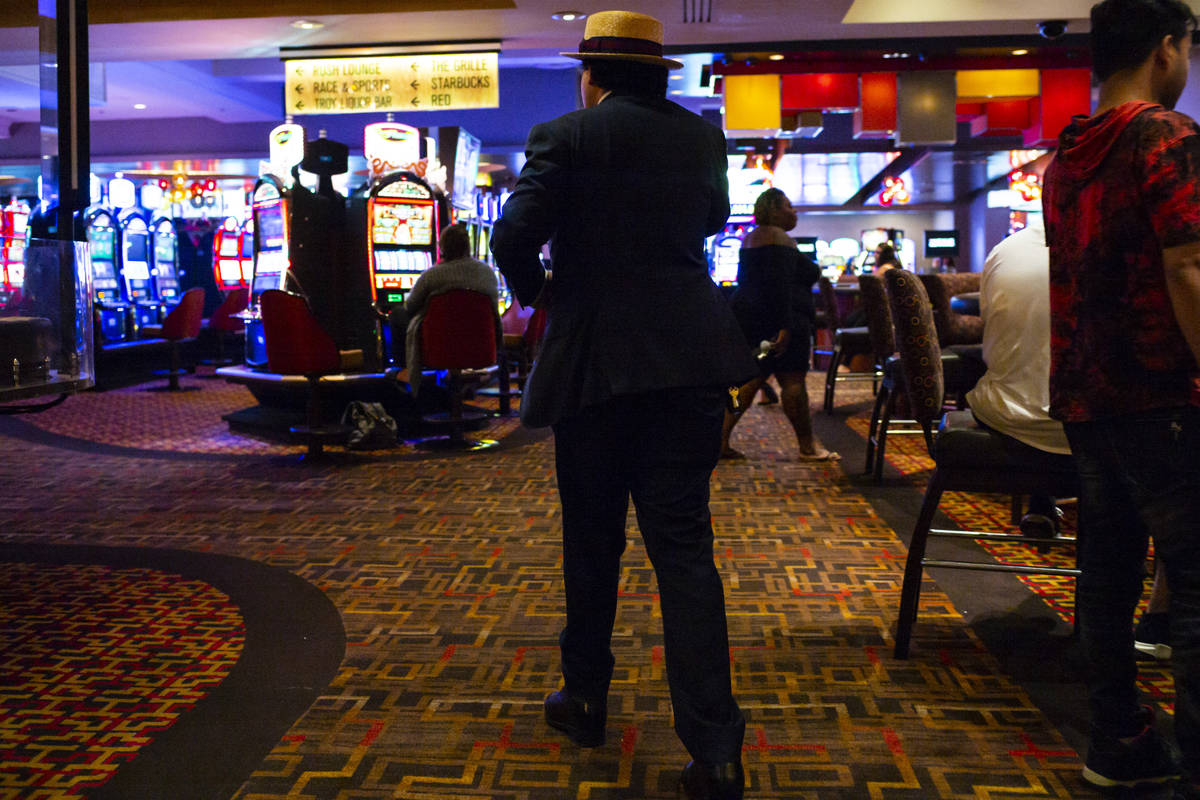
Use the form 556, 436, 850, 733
670, 73, 683, 80
768, 54, 785, 61
291, 19, 324, 30
1012, 48, 1029, 56
133, 103, 147, 110
670, 89, 683, 95
551, 11, 585, 21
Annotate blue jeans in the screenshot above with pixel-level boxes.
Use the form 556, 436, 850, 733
1065, 406, 1200, 772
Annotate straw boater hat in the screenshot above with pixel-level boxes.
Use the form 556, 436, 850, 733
560, 10, 684, 70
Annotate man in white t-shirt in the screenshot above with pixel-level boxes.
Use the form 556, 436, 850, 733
966, 215, 1073, 535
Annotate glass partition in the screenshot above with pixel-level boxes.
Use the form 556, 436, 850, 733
0, 238, 94, 404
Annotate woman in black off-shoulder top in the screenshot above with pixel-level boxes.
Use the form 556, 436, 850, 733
719, 188, 837, 461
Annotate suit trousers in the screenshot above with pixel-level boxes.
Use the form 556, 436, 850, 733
551, 386, 746, 764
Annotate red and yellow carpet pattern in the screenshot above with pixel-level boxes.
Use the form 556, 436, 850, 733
0, 564, 244, 796
0, 373, 1171, 798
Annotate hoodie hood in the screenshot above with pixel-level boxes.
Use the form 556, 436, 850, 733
1054, 100, 1160, 181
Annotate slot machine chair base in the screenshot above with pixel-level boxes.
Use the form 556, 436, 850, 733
200, 287, 249, 370
260, 289, 367, 459
416, 289, 502, 451
141, 287, 205, 392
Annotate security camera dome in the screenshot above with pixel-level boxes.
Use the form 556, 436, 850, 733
1038, 20, 1068, 39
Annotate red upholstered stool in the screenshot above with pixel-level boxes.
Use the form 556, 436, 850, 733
260, 289, 365, 458
141, 287, 205, 392
418, 288, 501, 451
201, 286, 249, 368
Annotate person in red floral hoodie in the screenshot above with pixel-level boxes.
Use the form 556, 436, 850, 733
1043, 0, 1200, 794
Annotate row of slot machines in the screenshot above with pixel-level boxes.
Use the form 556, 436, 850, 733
0, 200, 31, 310
81, 208, 181, 343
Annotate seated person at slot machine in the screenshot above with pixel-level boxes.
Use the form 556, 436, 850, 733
403, 223, 499, 391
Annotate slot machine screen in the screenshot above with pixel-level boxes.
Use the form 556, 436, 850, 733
793, 237, 818, 257
126, 233, 148, 262
11, 213, 27, 235
241, 234, 253, 258
89, 231, 114, 262
217, 260, 243, 285
155, 237, 175, 263
257, 205, 285, 250
217, 236, 239, 257
924, 230, 960, 258
372, 202, 433, 246
711, 235, 742, 286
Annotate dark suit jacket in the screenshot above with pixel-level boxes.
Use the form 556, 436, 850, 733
491, 92, 756, 427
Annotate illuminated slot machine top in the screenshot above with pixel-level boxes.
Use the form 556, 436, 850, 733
212, 216, 245, 291
2, 201, 29, 292
250, 181, 289, 304
119, 214, 154, 303
368, 175, 438, 311
151, 217, 181, 303
86, 212, 122, 305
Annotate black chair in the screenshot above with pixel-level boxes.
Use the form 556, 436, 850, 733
882, 269, 1081, 659
817, 276, 876, 414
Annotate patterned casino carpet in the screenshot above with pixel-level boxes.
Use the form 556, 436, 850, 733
0, 372, 1176, 798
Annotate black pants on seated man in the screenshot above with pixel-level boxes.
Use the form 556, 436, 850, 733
971, 412, 1074, 535
551, 386, 746, 764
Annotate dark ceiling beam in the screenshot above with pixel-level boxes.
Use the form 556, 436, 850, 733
843, 147, 930, 208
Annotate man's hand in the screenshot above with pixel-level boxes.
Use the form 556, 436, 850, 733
770, 328, 791, 356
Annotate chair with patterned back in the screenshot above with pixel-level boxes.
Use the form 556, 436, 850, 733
419, 288, 502, 451
864, 272, 984, 482
882, 268, 1081, 658
918, 272, 984, 347
817, 276, 876, 413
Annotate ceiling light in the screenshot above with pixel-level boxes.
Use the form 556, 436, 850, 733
291, 19, 324, 30
670, 73, 683, 80
670, 89, 683, 95
768, 54, 785, 61
882, 52, 910, 60
1012, 48, 1029, 56
551, 11, 585, 21
133, 103, 146, 110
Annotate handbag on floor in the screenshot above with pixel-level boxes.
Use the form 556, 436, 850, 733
341, 401, 398, 450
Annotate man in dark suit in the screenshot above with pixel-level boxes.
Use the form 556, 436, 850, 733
490, 11, 755, 800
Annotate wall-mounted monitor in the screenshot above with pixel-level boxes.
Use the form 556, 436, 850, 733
793, 237, 818, 256
925, 230, 960, 257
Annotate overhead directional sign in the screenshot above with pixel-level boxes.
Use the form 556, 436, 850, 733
284, 53, 499, 115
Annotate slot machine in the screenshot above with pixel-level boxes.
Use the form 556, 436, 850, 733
212, 216, 246, 292
150, 216, 182, 312
366, 171, 439, 313
239, 219, 255, 286
0, 199, 29, 308
117, 210, 161, 330
83, 208, 130, 343
245, 175, 290, 366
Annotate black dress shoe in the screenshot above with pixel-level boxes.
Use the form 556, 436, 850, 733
544, 689, 605, 747
678, 760, 744, 800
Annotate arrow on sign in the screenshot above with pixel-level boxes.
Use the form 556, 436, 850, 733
294, 85, 304, 94
410, 80, 419, 91
293, 66, 305, 77
411, 97, 420, 107
295, 100, 305, 110
411, 62, 419, 72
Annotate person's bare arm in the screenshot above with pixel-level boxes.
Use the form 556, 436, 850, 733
1162, 240, 1200, 365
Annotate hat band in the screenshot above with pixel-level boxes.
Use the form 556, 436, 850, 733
577, 35, 664, 58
